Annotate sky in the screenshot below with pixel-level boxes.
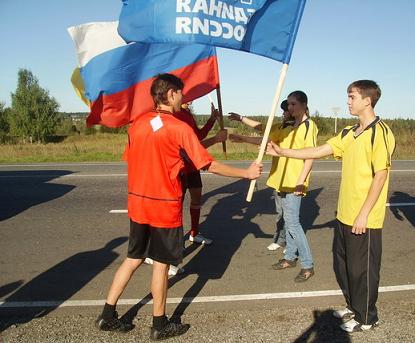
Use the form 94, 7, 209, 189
1, 0, 414, 119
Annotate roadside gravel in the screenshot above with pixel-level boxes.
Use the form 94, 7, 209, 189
2, 299, 414, 343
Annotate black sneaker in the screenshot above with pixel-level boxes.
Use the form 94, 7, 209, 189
95, 311, 134, 332
150, 321, 190, 340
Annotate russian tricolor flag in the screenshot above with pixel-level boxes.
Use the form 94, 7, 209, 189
68, 22, 219, 127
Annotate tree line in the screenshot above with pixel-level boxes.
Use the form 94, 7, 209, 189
1, 69, 414, 144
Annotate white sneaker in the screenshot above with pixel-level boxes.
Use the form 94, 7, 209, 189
333, 307, 355, 320
168, 265, 185, 276
189, 234, 212, 245
340, 318, 378, 332
144, 257, 153, 265
267, 242, 283, 251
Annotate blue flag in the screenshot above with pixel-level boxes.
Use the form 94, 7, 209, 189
118, 0, 306, 63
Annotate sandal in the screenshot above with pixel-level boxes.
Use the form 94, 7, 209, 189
294, 267, 314, 282
272, 258, 297, 270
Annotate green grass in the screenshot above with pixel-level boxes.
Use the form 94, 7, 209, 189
0, 122, 414, 163
0, 134, 126, 163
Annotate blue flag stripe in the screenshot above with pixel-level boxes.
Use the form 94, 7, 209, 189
81, 42, 216, 102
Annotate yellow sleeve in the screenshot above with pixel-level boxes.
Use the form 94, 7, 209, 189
372, 123, 395, 172
326, 130, 346, 160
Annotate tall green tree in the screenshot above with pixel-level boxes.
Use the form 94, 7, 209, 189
0, 102, 10, 133
0, 102, 11, 143
9, 69, 60, 143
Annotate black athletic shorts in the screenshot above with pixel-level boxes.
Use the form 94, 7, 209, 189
181, 170, 202, 190
127, 220, 184, 265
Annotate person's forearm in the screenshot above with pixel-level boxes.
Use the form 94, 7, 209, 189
201, 136, 217, 148
281, 144, 332, 160
296, 159, 314, 185
358, 169, 388, 218
207, 160, 248, 178
241, 117, 263, 131
197, 117, 216, 140
235, 135, 262, 145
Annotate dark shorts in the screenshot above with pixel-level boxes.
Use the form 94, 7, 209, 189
127, 220, 184, 265
181, 170, 202, 190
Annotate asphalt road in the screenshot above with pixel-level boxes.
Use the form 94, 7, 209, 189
0, 160, 414, 342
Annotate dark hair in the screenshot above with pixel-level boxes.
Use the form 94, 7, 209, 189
150, 73, 184, 107
347, 80, 381, 108
287, 90, 309, 117
280, 100, 288, 111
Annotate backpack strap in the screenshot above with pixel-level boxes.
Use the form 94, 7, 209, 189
303, 119, 310, 140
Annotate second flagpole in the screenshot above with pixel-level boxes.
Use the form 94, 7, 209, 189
215, 86, 227, 158
246, 63, 289, 202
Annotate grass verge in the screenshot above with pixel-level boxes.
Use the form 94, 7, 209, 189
0, 132, 414, 163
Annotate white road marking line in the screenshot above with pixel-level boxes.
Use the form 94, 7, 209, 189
0, 163, 124, 167
0, 170, 414, 178
0, 174, 127, 178
110, 202, 415, 214
386, 202, 415, 207
201, 169, 415, 175
1, 159, 415, 168
1, 284, 414, 308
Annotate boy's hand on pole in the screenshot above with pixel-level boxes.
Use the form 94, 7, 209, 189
246, 162, 263, 180
210, 104, 220, 121
214, 129, 228, 143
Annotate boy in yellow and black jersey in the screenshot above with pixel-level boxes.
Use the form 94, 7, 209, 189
266, 80, 395, 333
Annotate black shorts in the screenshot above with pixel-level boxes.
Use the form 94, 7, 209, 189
127, 221, 184, 265
181, 170, 202, 190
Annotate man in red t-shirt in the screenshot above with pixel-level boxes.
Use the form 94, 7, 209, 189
96, 74, 262, 341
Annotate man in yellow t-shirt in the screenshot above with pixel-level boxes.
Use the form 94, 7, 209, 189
267, 118, 318, 193
266, 80, 395, 333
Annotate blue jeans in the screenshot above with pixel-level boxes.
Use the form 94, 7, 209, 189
273, 191, 286, 246
281, 192, 313, 269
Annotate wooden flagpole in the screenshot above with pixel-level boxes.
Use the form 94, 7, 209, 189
215, 86, 227, 158
246, 63, 289, 202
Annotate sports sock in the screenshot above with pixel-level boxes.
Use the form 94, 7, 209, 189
189, 207, 201, 237
101, 303, 116, 321
153, 315, 168, 330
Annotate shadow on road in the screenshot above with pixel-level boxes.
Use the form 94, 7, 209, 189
389, 191, 415, 228
293, 309, 351, 343
170, 180, 274, 320
0, 281, 23, 298
301, 187, 325, 231
0, 237, 128, 332
123, 181, 325, 324
123, 179, 274, 322
0, 170, 76, 221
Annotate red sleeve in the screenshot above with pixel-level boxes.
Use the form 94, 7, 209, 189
196, 117, 216, 140
179, 125, 213, 170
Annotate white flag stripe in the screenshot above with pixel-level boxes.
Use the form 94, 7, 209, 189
67, 21, 126, 67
